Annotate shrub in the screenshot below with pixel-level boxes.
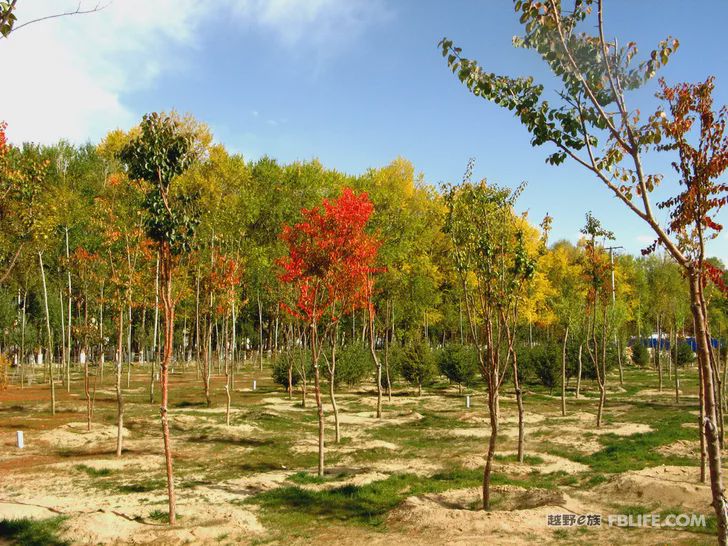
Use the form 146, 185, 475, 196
272, 348, 312, 389
437, 343, 478, 390
631, 342, 649, 366
393, 340, 436, 395
675, 342, 695, 366
329, 342, 372, 388
519, 343, 560, 392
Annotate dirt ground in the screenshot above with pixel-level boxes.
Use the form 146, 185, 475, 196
0, 364, 719, 545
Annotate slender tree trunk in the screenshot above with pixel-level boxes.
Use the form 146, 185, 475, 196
483, 355, 498, 510
690, 273, 728, 543
616, 336, 624, 387
159, 245, 177, 525
561, 325, 569, 416
38, 252, 55, 415
310, 322, 325, 477
127, 304, 132, 388
368, 294, 383, 418
674, 328, 680, 404
512, 350, 525, 463
59, 289, 67, 390
224, 313, 232, 426
65, 227, 72, 393
328, 331, 340, 443
576, 343, 582, 399
115, 307, 124, 456
257, 292, 264, 372
231, 299, 236, 390
150, 258, 159, 403
20, 290, 26, 388
657, 315, 663, 392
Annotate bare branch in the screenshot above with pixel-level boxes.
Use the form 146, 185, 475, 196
8, 1, 111, 36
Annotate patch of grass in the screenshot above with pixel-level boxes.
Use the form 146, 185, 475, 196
585, 474, 608, 487
546, 409, 695, 473
494, 454, 544, 465
287, 470, 351, 485
0, 517, 69, 546
75, 464, 113, 478
116, 479, 166, 494
248, 469, 484, 528
147, 509, 182, 523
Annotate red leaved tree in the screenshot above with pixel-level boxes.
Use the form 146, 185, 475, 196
278, 187, 379, 476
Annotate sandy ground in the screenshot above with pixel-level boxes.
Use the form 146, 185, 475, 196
0, 376, 716, 545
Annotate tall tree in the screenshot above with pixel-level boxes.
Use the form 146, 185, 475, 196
119, 112, 203, 525
444, 171, 538, 509
279, 188, 379, 476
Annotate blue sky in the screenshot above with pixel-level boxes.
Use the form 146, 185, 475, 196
3, 0, 727, 261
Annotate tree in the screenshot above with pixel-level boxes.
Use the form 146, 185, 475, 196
119, 112, 202, 525
395, 338, 436, 396
444, 172, 538, 509
437, 343, 478, 392
440, 0, 728, 532
440, 2, 728, 533
581, 212, 615, 427
279, 187, 379, 475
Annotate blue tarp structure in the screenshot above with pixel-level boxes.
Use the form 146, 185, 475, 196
630, 337, 721, 351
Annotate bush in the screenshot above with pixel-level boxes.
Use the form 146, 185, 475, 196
330, 342, 372, 388
519, 343, 560, 392
437, 343, 478, 390
675, 342, 695, 366
272, 348, 312, 389
392, 340, 436, 395
631, 342, 649, 366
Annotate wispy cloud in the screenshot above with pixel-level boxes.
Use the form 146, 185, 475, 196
1, 0, 388, 145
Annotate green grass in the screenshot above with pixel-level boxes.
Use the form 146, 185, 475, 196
247, 469, 484, 528
147, 509, 182, 523
546, 407, 696, 473
287, 470, 351, 485
494, 453, 545, 465
0, 517, 69, 546
75, 464, 113, 478
116, 479, 167, 494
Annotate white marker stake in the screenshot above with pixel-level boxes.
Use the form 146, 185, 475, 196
16, 431, 24, 449
252, 380, 257, 391
466, 395, 471, 409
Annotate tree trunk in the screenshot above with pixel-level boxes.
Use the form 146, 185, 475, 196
657, 315, 663, 392
310, 323, 325, 478
224, 313, 232, 427
561, 325, 569, 416
202, 316, 211, 407
59, 289, 67, 390
674, 329, 680, 404
65, 227, 72, 393
38, 252, 55, 415
328, 332, 340, 443
159, 245, 177, 526
368, 296, 383, 419
483, 376, 498, 510
576, 343, 582, 399
257, 292, 264, 372
690, 273, 728, 542
512, 349, 525, 463
115, 307, 124, 456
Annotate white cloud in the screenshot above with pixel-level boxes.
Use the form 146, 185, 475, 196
228, 0, 389, 48
636, 234, 655, 244
0, 0, 387, 145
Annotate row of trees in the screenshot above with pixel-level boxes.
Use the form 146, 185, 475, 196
1, 108, 727, 520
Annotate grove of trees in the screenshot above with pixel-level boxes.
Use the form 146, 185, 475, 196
1, 0, 728, 542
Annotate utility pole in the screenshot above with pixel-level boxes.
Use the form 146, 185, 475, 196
605, 245, 624, 305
